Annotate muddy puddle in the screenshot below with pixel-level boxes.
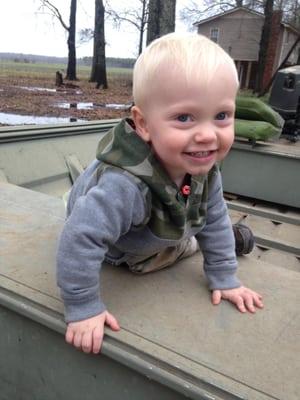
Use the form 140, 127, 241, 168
0, 112, 86, 126
18, 86, 82, 95
56, 102, 131, 110
19, 86, 57, 93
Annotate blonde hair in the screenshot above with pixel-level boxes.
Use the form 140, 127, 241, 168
133, 32, 239, 108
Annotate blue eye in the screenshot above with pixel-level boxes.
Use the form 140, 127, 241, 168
215, 112, 227, 120
177, 114, 190, 122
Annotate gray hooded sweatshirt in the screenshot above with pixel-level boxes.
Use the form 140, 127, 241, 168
56, 119, 240, 322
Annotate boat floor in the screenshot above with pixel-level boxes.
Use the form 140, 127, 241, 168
0, 181, 299, 400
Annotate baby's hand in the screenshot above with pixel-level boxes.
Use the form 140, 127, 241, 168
212, 286, 263, 313
65, 311, 120, 354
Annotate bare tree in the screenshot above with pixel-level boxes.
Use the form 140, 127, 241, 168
105, 0, 149, 55
254, 0, 274, 93
146, 0, 177, 45
90, 0, 108, 88
39, 0, 77, 80
280, 0, 300, 28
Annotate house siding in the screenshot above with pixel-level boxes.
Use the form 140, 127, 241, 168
274, 26, 285, 70
197, 9, 263, 61
196, 8, 300, 89
279, 28, 300, 66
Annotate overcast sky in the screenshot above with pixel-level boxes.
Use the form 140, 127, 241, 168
0, 0, 194, 59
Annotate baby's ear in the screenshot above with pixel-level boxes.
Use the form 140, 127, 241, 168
131, 106, 151, 142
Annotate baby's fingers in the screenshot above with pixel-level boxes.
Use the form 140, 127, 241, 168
211, 290, 222, 305
92, 325, 104, 354
238, 291, 264, 313
252, 293, 264, 309
65, 327, 75, 345
234, 295, 247, 313
243, 293, 257, 313
73, 330, 83, 350
82, 330, 93, 353
105, 311, 120, 331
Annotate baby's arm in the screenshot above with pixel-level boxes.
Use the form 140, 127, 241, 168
57, 171, 147, 351
196, 168, 263, 312
65, 311, 120, 353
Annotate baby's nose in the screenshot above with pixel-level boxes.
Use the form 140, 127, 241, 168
193, 123, 216, 142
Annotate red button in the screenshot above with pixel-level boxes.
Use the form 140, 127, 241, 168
181, 185, 191, 196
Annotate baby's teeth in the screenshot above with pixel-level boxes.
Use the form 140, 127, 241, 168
190, 151, 209, 156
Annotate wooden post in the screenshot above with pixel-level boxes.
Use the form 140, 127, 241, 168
246, 61, 252, 89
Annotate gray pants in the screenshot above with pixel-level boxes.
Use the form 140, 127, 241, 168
63, 191, 199, 275
127, 237, 199, 274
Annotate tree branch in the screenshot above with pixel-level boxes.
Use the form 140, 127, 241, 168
39, 0, 69, 31
105, 7, 142, 31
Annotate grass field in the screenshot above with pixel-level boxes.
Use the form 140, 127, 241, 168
0, 60, 133, 80
0, 60, 268, 98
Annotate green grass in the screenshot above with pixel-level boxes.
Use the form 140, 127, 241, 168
0, 60, 132, 80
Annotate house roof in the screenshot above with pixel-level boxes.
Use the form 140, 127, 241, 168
282, 22, 300, 35
193, 6, 300, 35
193, 6, 263, 26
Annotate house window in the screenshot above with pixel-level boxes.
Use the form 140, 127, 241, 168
210, 28, 219, 43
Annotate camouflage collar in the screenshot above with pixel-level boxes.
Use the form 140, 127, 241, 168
96, 118, 213, 240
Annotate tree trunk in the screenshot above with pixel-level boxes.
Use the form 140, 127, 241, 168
160, 0, 176, 36
138, 0, 147, 55
146, 0, 176, 45
90, 0, 108, 89
254, 0, 274, 93
66, 0, 77, 80
259, 33, 300, 96
147, 0, 160, 44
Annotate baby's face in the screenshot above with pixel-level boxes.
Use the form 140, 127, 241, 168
137, 64, 238, 187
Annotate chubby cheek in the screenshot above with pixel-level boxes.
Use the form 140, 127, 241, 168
152, 132, 176, 152
217, 129, 234, 161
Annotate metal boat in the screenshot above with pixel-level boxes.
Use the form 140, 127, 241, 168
1, 121, 299, 400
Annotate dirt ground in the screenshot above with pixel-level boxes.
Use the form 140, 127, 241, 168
0, 74, 133, 125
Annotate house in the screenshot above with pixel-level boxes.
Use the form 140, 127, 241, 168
193, 7, 300, 89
